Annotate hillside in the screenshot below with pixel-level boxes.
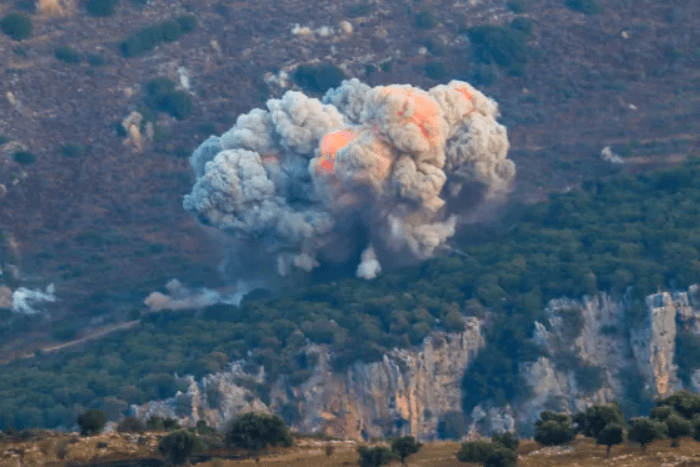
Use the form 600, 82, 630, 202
1, 0, 699, 353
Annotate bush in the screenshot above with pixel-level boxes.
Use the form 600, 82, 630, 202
414, 9, 437, 29
13, 150, 36, 166
456, 440, 497, 463
175, 15, 197, 33
507, 0, 526, 13
347, 3, 371, 18
574, 364, 605, 394
224, 412, 292, 453
87, 53, 106, 66
1, 13, 32, 41
492, 431, 519, 451
484, 447, 517, 467
466, 25, 528, 72
55, 46, 83, 64
564, 0, 603, 15
117, 416, 146, 433
424, 61, 447, 80
293, 63, 347, 94
510, 17, 533, 37
51, 324, 77, 341
358, 446, 395, 467
120, 25, 162, 57
574, 403, 625, 440
158, 429, 206, 465
85, 0, 119, 17
146, 416, 165, 431
60, 144, 85, 158
158, 20, 183, 42
158, 91, 194, 120
77, 409, 107, 436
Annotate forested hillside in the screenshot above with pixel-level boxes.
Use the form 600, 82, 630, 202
3, 158, 700, 432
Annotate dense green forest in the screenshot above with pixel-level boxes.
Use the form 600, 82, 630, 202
3, 158, 700, 432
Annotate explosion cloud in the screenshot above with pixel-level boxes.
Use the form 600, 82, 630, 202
184, 79, 514, 280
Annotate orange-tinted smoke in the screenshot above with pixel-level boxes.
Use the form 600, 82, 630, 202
381, 87, 443, 148
317, 129, 357, 175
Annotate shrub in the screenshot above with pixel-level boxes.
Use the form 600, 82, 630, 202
175, 15, 197, 33
77, 409, 107, 436
358, 446, 395, 467
574, 364, 605, 394
60, 144, 85, 158
224, 412, 292, 454
293, 63, 347, 94
492, 431, 519, 451
391, 436, 421, 465
1, 13, 32, 41
347, 3, 371, 18
146, 416, 165, 431
484, 447, 517, 467
55, 46, 83, 64
85, 0, 118, 17
466, 25, 528, 72
415, 9, 437, 29
158, 91, 194, 120
120, 25, 161, 57
158, 429, 206, 465
13, 150, 36, 166
87, 53, 106, 66
574, 403, 625, 440
51, 324, 77, 341
117, 416, 146, 433
564, 0, 603, 15
456, 440, 497, 463
510, 17, 533, 37
158, 20, 183, 42
424, 61, 447, 80
507, 0, 526, 13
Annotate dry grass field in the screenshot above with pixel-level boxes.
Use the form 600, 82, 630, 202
6, 433, 700, 467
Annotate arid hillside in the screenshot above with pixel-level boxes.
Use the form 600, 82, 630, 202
0, 0, 699, 355
4, 432, 700, 467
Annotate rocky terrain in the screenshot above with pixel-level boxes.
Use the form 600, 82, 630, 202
128, 285, 700, 441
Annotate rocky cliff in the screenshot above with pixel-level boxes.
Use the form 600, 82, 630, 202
130, 286, 700, 441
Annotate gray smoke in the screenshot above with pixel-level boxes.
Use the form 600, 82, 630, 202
184, 79, 514, 279
144, 279, 251, 311
11, 283, 56, 315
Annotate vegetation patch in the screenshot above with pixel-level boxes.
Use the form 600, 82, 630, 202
414, 9, 437, 29
293, 63, 347, 94
347, 3, 371, 18
1, 13, 32, 41
12, 150, 36, 166
85, 0, 119, 17
564, 0, 603, 15
54, 46, 83, 64
120, 15, 197, 57
466, 25, 529, 75
142, 77, 194, 120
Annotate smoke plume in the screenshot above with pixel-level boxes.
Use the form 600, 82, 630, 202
184, 79, 514, 279
144, 279, 251, 311
11, 284, 56, 315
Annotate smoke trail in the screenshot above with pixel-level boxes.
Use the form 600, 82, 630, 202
144, 279, 252, 311
184, 79, 514, 279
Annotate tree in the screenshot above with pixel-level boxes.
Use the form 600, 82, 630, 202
627, 417, 668, 452
576, 403, 626, 440
77, 409, 107, 436
357, 446, 395, 467
534, 411, 575, 446
595, 423, 624, 457
665, 413, 692, 448
656, 390, 700, 419
391, 436, 421, 465
0, 13, 32, 41
157, 429, 206, 466
224, 412, 292, 461
456, 440, 497, 463
492, 431, 519, 451
484, 447, 517, 467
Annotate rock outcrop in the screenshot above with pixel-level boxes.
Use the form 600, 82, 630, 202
130, 286, 700, 441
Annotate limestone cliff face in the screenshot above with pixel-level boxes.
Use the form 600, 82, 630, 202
130, 286, 700, 440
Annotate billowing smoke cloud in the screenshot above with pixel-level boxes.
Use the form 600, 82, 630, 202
144, 279, 252, 311
11, 284, 56, 315
184, 79, 514, 279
